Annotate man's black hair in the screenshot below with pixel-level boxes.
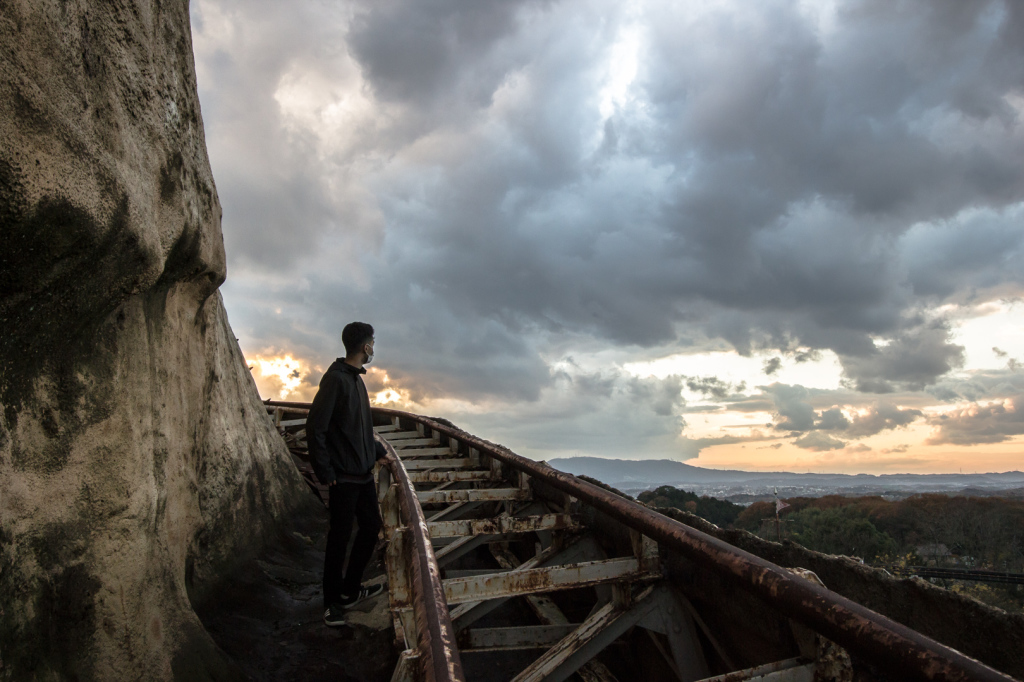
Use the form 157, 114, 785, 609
342, 321, 374, 357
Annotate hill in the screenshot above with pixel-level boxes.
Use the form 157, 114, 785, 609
548, 457, 1024, 500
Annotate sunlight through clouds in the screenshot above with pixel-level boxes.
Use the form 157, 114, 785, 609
247, 353, 316, 401
193, 0, 1024, 474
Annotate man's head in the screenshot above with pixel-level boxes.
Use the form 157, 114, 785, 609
342, 321, 375, 365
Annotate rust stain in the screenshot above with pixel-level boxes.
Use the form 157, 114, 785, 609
368, 406, 1016, 682
263, 400, 1017, 682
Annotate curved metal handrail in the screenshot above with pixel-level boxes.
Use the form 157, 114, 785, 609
377, 434, 466, 682
371, 407, 1015, 682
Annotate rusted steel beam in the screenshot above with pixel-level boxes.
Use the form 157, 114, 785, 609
399, 447, 457, 458
407, 470, 495, 483
461, 624, 580, 650
372, 408, 1016, 682
393, 438, 442, 449
442, 557, 648, 605
696, 657, 812, 682
511, 585, 663, 682
416, 488, 530, 504
402, 458, 477, 471
387, 430, 428, 440
376, 434, 466, 682
428, 513, 578, 539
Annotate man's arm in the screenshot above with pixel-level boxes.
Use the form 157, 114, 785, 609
374, 437, 386, 461
306, 372, 340, 485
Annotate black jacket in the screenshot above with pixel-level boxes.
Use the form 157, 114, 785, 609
306, 360, 385, 485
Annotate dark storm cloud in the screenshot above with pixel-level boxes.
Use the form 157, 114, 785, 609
192, 0, 1024, 418
628, 374, 686, 416
347, 0, 546, 108
761, 383, 923, 438
815, 408, 850, 431
838, 321, 965, 393
765, 384, 816, 431
927, 395, 1024, 445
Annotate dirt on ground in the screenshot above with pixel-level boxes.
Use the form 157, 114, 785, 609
195, 499, 398, 682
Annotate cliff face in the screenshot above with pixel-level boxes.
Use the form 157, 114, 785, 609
0, 2, 311, 679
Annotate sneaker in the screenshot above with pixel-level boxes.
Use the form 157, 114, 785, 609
337, 582, 386, 609
323, 604, 346, 628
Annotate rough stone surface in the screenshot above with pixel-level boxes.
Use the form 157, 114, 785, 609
0, 1, 314, 679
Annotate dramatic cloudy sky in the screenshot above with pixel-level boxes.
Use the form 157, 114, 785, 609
190, 0, 1024, 474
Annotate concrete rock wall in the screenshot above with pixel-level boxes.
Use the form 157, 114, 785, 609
0, 1, 312, 679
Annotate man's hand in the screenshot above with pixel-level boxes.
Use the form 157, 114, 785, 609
329, 480, 337, 486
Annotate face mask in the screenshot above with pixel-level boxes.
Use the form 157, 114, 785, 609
364, 347, 374, 364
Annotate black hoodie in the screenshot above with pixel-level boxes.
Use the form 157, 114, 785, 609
306, 359, 386, 485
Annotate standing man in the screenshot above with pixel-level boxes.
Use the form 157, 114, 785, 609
307, 321, 387, 627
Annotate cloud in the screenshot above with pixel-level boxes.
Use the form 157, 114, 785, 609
760, 383, 923, 439
845, 404, 923, 438
189, 0, 1024, 464
627, 374, 686, 416
815, 407, 850, 431
793, 432, 846, 451
765, 383, 816, 431
927, 396, 1024, 445
838, 321, 965, 393
927, 366, 1024, 403
446, 367, 688, 460
685, 375, 744, 400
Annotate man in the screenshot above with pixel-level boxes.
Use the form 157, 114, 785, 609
306, 321, 387, 627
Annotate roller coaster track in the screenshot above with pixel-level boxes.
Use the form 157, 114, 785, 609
264, 400, 1016, 682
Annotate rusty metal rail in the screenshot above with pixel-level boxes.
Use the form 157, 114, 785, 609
377, 435, 466, 682
265, 400, 1017, 682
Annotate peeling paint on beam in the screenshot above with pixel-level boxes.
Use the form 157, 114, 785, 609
371, 406, 1017, 682
461, 624, 581, 650
417, 488, 530, 504
392, 438, 442, 449
428, 514, 578, 539
408, 470, 496, 483
403, 458, 477, 471
442, 557, 650, 605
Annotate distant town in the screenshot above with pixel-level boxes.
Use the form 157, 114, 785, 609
550, 456, 1024, 503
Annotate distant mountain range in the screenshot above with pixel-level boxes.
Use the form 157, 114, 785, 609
547, 457, 1024, 502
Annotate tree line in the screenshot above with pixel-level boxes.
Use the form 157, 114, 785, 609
638, 486, 1024, 612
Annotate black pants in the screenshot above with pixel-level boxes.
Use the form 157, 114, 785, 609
323, 480, 382, 607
